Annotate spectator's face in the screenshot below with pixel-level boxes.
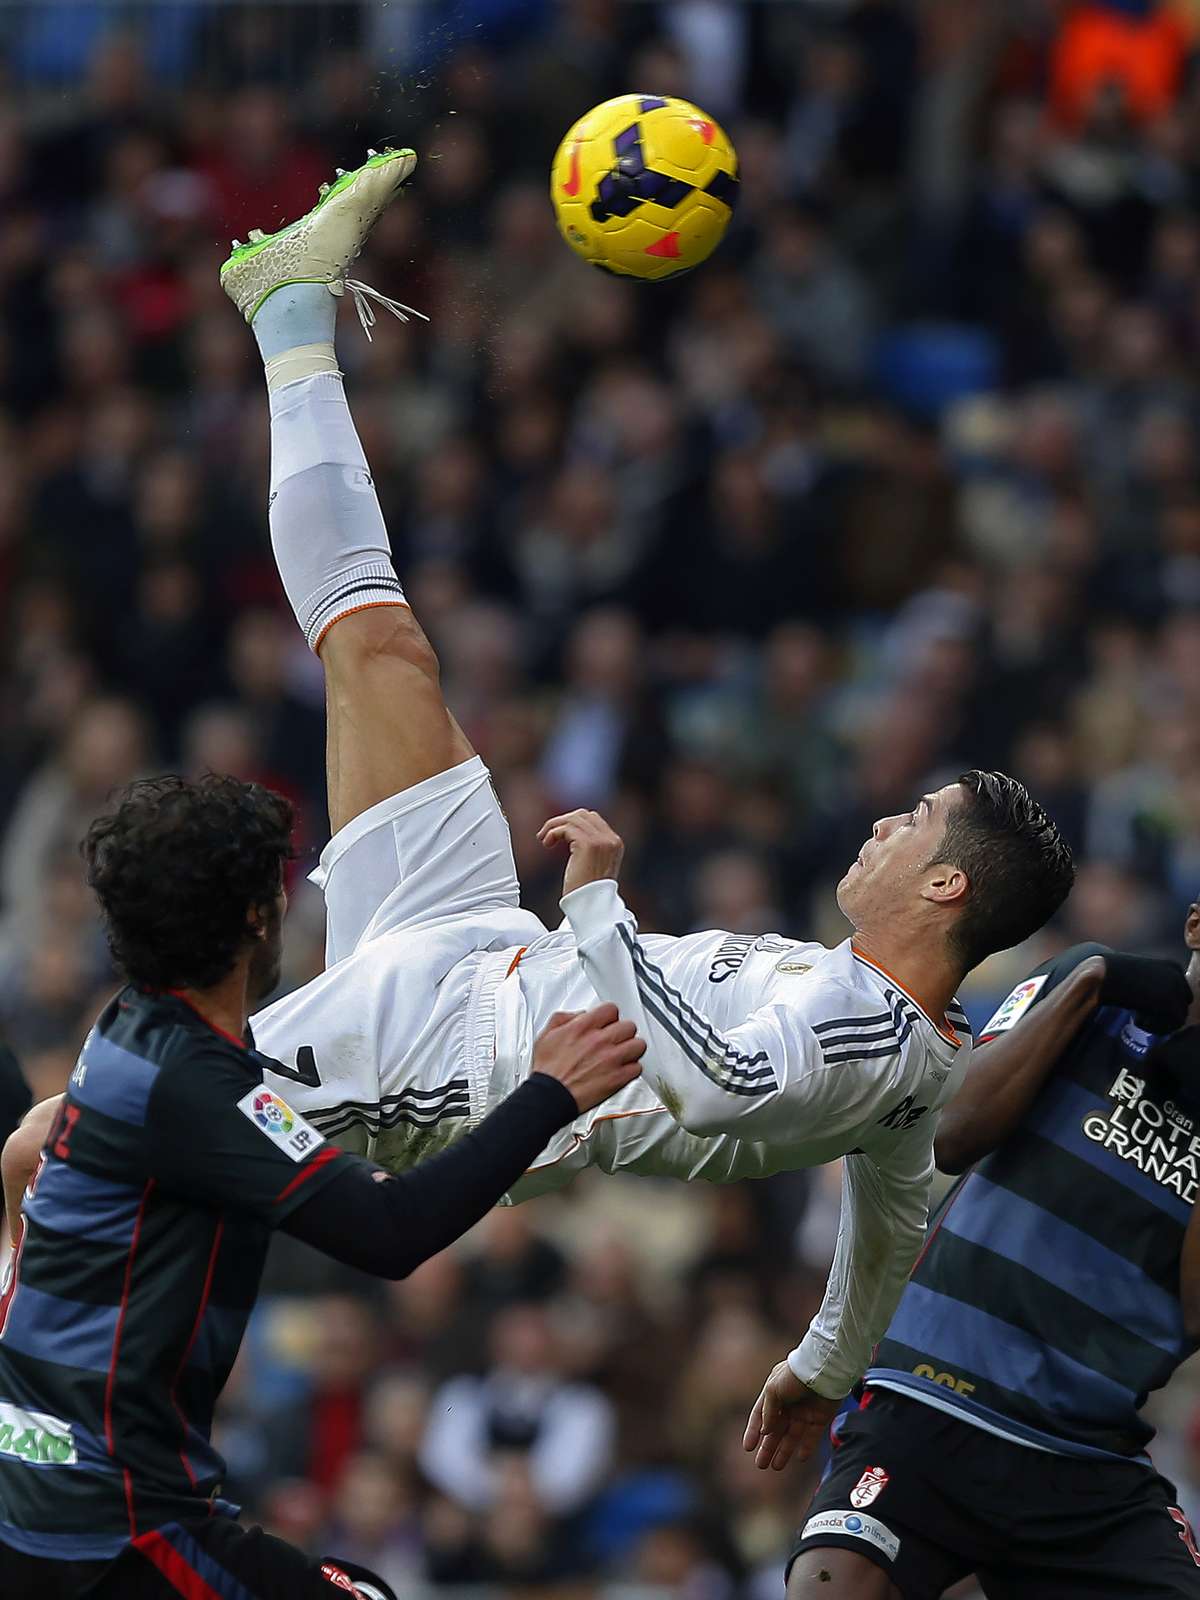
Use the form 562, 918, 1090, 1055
311, 1296, 380, 1388
1064, 863, 1145, 948
566, 609, 639, 696
837, 784, 964, 931
363, 1373, 429, 1459
331, 1452, 409, 1542
65, 701, 147, 797
491, 1305, 555, 1376
227, 89, 287, 163
695, 851, 773, 931
229, 611, 287, 701
764, 624, 826, 707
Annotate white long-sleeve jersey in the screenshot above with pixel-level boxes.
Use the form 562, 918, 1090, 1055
253, 878, 970, 1399
488, 880, 971, 1397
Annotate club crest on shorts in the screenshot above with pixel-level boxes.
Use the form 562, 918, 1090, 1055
850, 1465, 889, 1509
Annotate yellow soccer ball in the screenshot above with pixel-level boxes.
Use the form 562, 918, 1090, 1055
550, 93, 739, 282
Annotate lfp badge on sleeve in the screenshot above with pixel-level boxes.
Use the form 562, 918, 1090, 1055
236, 1085, 325, 1162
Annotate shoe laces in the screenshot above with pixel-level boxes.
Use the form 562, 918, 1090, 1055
338, 277, 429, 341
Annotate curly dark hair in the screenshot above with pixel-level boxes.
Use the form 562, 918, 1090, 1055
935, 770, 1075, 969
82, 774, 295, 990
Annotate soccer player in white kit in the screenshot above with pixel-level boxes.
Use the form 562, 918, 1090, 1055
220, 150, 1075, 1456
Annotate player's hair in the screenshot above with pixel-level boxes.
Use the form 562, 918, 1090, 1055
935, 771, 1074, 970
82, 774, 295, 991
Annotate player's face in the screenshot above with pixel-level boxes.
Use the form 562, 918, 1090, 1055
837, 784, 965, 926
248, 887, 287, 1003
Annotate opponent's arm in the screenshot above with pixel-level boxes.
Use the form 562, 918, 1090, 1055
936, 957, 1105, 1174
1, 1094, 62, 1245
936, 949, 1191, 1174
744, 1127, 932, 1470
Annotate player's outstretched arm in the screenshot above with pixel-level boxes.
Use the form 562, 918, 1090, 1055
541, 811, 876, 1143
280, 1006, 644, 1277
936, 947, 1189, 1173
744, 1127, 932, 1470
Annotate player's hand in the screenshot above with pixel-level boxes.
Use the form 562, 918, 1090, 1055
531, 1004, 645, 1114
538, 809, 625, 898
1100, 954, 1192, 1035
743, 1360, 841, 1472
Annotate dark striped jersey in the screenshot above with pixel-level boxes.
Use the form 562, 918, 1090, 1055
0, 987, 349, 1560
868, 943, 1196, 1461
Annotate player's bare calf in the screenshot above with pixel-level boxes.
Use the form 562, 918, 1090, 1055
320, 604, 471, 836
221, 148, 472, 838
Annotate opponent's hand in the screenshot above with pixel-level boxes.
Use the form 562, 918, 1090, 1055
532, 1004, 645, 1114
743, 1360, 841, 1472
1101, 954, 1192, 1035
538, 809, 625, 898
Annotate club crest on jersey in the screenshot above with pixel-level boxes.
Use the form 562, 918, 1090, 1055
850, 1465, 889, 1508
236, 1084, 325, 1162
981, 974, 1047, 1037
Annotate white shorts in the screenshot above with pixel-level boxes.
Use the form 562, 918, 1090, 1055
315, 754, 540, 966
251, 756, 548, 1157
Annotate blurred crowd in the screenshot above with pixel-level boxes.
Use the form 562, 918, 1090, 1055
4, 0, 1200, 1593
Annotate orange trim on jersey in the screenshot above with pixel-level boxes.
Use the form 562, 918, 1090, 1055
506, 947, 527, 978
850, 947, 960, 1046
313, 598, 411, 655
523, 1106, 666, 1173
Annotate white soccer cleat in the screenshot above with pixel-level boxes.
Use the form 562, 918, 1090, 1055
219, 147, 427, 338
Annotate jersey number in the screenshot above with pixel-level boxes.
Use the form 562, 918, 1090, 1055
52, 1104, 81, 1161
267, 1046, 321, 1089
877, 1094, 928, 1131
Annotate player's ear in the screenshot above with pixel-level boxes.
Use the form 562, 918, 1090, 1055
920, 862, 969, 909
1186, 903, 1200, 951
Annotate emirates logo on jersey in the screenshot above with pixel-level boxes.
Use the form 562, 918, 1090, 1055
850, 1465, 890, 1509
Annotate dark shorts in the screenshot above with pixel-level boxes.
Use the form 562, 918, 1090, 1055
789, 1389, 1200, 1600
0, 1518, 395, 1600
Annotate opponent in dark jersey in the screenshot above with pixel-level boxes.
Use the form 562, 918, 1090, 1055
0, 775, 644, 1600
786, 907, 1200, 1600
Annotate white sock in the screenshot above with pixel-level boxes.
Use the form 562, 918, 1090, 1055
265, 341, 340, 391
268, 372, 407, 652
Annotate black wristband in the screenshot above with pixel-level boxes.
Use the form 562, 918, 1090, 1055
524, 1070, 580, 1126
1099, 954, 1191, 1035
